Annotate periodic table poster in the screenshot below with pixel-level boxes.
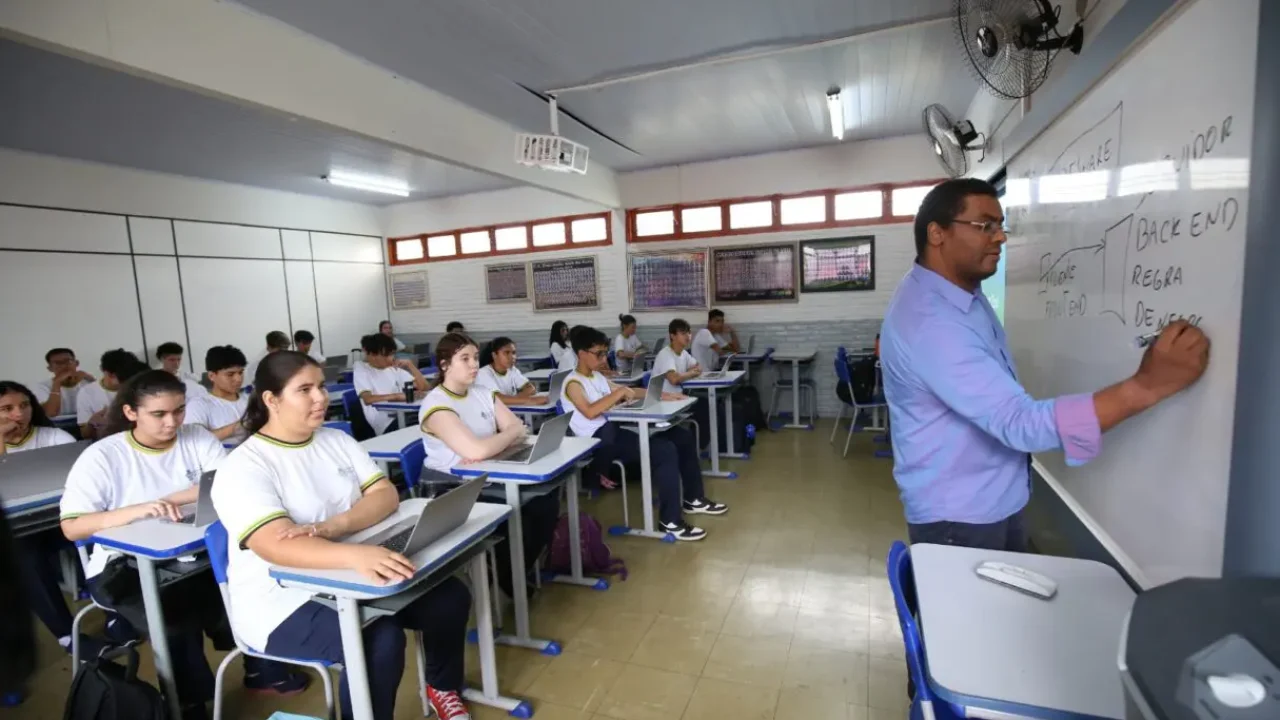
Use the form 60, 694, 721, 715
531, 256, 599, 311
485, 262, 530, 303
628, 250, 708, 311
711, 243, 798, 303
799, 236, 875, 293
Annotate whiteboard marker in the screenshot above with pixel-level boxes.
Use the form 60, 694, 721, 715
1134, 332, 1160, 349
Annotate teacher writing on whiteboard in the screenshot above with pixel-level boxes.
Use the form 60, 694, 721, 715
880, 178, 1210, 552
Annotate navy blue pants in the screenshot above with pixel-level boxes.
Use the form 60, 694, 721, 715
265, 577, 470, 720
590, 422, 704, 525
15, 530, 76, 640
907, 509, 1029, 552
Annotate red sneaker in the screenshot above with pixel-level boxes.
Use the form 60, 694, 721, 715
426, 686, 471, 720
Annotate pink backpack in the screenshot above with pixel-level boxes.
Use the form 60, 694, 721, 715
548, 512, 627, 581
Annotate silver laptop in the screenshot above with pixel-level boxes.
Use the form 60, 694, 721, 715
627, 352, 648, 378
490, 412, 571, 464
322, 365, 342, 384
613, 377, 663, 412
324, 355, 346, 368
0, 440, 90, 502
175, 470, 218, 526
701, 352, 739, 379
747, 335, 756, 354
546, 369, 572, 408
361, 475, 486, 556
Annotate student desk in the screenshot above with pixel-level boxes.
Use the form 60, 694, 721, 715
2, 466, 69, 538
523, 368, 555, 388
370, 398, 424, 431
450, 436, 603, 656
359, 425, 422, 462
90, 519, 211, 720
912, 543, 1135, 719
269, 502, 522, 720
682, 370, 748, 479
728, 352, 768, 382
53, 413, 78, 429
504, 394, 558, 424
604, 397, 697, 542
515, 354, 550, 369
769, 347, 817, 429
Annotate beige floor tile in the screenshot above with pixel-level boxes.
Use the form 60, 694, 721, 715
867, 656, 910, 713
799, 570, 872, 614
719, 597, 800, 640
524, 652, 626, 713
568, 610, 658, 661
701, 634, 791, 689
738, 564, 809, 607
628, 614, 719, 676
464, 644, 554, 695
782, 645, 870, 705
658, 589, 734, 628
774, 686, 860, 720
791, 606, 871, 654
682, 676, 780, 720
594, 663, 697, 720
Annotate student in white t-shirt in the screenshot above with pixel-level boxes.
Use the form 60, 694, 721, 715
293, 329, 327, 364
243, 330, 292, 390
612, 314, 647, 376
651, 318, 717, 450
547, 320, 571, 369
378, 320, 407, 352
419, 333, 561, 599
560, 326, 726, 541
210, 351, 472, 720
690, 308, 741, 372
33, 347, 95, 419
185, 345, 250, 446
156, 341, 207, 400
1, 381, 75, 456
476, 337, 545, 406
60, 370, 306, 715
77, 348, 146, 440
354, 333, 430, 435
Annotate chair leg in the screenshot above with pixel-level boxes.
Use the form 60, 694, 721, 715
319, 665, 338, 720
829, 403, 844, 443
70, 603, 97, 667
414, 630, 431, 718
212, 648, 240, 720
613, 460, 629, 528
844, 411, 857, 457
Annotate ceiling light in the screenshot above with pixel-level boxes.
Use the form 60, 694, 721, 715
826, 89, 845, 141
323, 171, 410, 197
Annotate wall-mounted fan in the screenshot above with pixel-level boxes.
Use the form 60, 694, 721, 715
956, 0, 1085, 100
923, 103, 984, 177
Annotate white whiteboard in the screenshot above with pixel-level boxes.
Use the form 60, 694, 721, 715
313, 263, 388, 356
179, 257, 291, 369
1004, 0, 1257, 586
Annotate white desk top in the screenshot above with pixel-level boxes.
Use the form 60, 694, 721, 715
53, 413, 78, 425
91, 516, 209, 559
771, 347, 817, 361
913, 543, 1135, 719
524, 368, 554, 382
451, 436, 599, 484
506, 393, 557, 415
371, 397, 424, 413
359, 426, 424, 459
682, 369, 746, 388
606, 396, 696, 422
269, 500, 510, 600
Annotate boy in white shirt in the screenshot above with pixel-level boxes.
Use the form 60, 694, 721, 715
476, 337, 546, 406
691, 308, 741, 372
77, 348, 145, 439
185, 345, 250, 445
651, 319, 702, 394
354, 333, 430, 435
243, 331, 291, 389
33, 347, 95, 419
293, 329, 327, 364
156, 341, 207, 400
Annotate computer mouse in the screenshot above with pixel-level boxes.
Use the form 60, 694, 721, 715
1207, 674, 1267, 708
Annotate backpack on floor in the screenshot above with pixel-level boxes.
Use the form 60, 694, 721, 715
63, 643, 166, 720
547, 512, 626, 581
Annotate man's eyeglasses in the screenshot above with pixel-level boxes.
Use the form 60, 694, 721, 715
954, 219, 1005, 236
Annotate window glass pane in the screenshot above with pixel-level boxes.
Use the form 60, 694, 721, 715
833, 190, 883, 220
531, 222, 567, 246
426, 234, 456, 257
570, 216, 608, 242
680, 206, 722, 233
780, 195, 826, 225
395, 238, 423, 261
459, 230, 490, 254
728, 201, 773, 229
892, 185, 937, 216
494, 226, 528, 251
634, 210, 675, 236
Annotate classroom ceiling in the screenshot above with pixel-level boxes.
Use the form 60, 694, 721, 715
0, 39, 514, 205
233, 0, 980, 170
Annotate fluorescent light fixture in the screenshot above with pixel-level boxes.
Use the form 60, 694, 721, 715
1117, 161, 1177, 197
323, 170, 410, 197
1002, 177, 1032, 207
826, 89, 845, 141
1037, 170, 1110, 204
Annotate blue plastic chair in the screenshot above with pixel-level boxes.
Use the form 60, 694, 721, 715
887, 542, 965, 720
607, 350, 617, 371
830, 347, 887, 457
322, 420, 353, 437
341, 389, 376, 441
205, 521, 339, 720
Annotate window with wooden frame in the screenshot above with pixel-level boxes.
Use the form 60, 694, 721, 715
625, 179, 945, 243
387, 210, 613, 265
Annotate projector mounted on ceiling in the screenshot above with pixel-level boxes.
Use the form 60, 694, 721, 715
515, 96, 589, 174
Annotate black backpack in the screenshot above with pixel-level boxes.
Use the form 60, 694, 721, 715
849, 356, 878, 404
63, 644, 166, 720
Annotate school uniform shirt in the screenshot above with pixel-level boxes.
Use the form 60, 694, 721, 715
173, 371, 208, 401
305, 348, 327, 365
419, 385, 498, 473
691, 329, 726, 373
352, 361, 414, 435
393, 336, 407, 351
549, 343, 571, 368
4, 426, 75, 453
75, 381, 116, 425
243, 349, 269, 389
560, 369, 611, 438
211, 428, 386, 651
33, 378, 91, 417
475, 365, 531, 397
612, 334, 643, 375
651, 346, 697, 394
60, 425, 226, 578
556, 347, 578, 372
184, 393, 249, 445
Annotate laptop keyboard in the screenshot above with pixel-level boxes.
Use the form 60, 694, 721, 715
499, 444, 534, 462
378, 526, 414, 554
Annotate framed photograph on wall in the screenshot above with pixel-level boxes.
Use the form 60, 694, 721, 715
628, 249, 708, 311
710, 243, 798, 304
485, 262, 530, 303
799, 236, 876, 293
531, 256, 599, 311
